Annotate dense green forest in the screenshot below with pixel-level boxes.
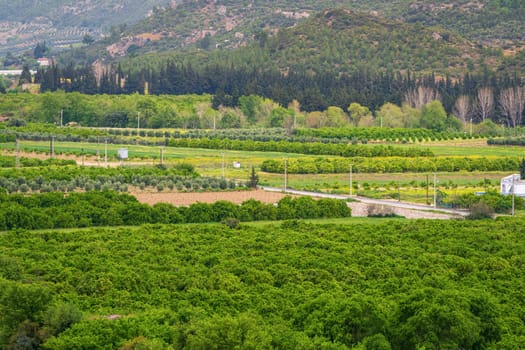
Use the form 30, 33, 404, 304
109, 8, 521, 77
1, 219, 525, 348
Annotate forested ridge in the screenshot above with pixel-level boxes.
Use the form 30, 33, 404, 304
1, 219, 524, 348
87, 0, 525, 58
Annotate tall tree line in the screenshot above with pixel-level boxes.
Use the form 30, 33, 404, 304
33, 62, 524, 125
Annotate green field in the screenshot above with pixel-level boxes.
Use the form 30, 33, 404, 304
401, 139, 525, 157
4, 137, 525, 160
1, 219, 525, 349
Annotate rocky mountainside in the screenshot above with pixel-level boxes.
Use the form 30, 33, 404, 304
2, 0, 524, 76
0, 0, 169, 55
115, 7, 512, 78
98, 0, 524, 58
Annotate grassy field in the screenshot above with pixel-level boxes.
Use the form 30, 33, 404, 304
401, 138, 525, 157
3, 137, 524, 159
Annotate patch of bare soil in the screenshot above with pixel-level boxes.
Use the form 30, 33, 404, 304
131, 189, 289, 206
347, 202, 458, 219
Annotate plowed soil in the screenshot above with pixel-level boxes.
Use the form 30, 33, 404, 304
132, 189, 289, 206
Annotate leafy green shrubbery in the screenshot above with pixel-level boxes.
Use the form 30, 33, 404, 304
168, 138, 433, 158
448, 191, 524, 214
262, 156, 520, 174
2, 218, 525, 348
488, 137, 525, 146
296, 127, 482, 142
0, 159, 247, 196
0, 155, 76, 168
0, 192, 350, 231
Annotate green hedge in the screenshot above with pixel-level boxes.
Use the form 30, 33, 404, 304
261, 156, 519, 174
0, 155, 76, 168
167, 138, 434, 157
0, 192, 350, 231
295, 127, 482, 142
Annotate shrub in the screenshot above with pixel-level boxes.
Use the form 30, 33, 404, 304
222, 217, 240, 229
467, 202, 494, 220
367, 204, 398, 217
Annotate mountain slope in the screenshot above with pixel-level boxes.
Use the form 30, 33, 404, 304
3, 0, 523, 75
99, 0, 524, 58
121, 8, 501, 77
0, 0, 168, 55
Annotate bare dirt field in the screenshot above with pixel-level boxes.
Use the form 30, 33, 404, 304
132, 189, 289, 206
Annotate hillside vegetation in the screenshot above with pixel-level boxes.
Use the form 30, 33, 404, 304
0, 0, 167, 55
3, 1, 524, 67
113, 8, 517, 78
112, 0, 525, 54
244, 9, 490, 75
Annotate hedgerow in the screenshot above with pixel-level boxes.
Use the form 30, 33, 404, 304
0, 192, 350, 230
167, 138, 434, 157
261, 156, 519, 174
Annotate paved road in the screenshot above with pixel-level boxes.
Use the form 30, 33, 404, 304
261, 186, 470, 217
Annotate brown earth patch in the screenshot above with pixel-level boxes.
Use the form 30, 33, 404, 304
131, 189, 289, 206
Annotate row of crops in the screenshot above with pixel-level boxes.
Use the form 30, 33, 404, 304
295, 127, 485, 142
0, 124, 494, 147
0, 155, 75, 168
0, 174, 242, 194
0, 161, 246, 194
261, 156, 521, 174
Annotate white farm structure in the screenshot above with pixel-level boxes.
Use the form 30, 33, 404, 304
501, 174, 525, 197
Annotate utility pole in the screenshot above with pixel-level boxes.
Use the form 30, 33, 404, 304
15, 139, 19, 168
355, 168, 361, 196
470, 118, 473, 136
284, 159, 287, 193
426, 174, 429, 205
104, 137, 108, 167
349, 164, 353, 196
512, 175, 516, 216
433, 173, 437, 209
160, 147, 164, 166
60, 109, 63, 128
221, 151, 225, 179
50, 136, 55, 159
137, 112, 140, 135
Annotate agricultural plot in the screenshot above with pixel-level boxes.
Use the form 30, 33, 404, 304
1, 137, 518, 211
1, 219, 525, 348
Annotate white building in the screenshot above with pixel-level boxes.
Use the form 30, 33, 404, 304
501, 174, 525, 197
37, 58, 50, 67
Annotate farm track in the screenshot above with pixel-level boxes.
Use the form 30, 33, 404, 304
262, 186, 469, 219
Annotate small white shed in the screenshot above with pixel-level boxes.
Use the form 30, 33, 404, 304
501, 174, 525, 197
